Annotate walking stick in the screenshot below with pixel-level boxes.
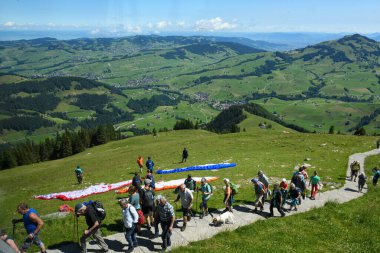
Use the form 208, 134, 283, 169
195, 189, 199, 214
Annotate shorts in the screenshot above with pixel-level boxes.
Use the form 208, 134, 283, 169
142, 205, 153, 216
182, 207, 191, 217
22, 234, 44, 251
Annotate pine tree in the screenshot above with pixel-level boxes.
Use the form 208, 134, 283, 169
2, 150, 17, 169
329, 125, 335, 134
60, 131, 73, 158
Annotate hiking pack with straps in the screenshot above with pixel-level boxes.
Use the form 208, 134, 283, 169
230, 182, 239, 195
142, 189, 154, 206
91, 201, 106, 221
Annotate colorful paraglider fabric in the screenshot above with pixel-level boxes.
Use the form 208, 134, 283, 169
35, 180, 132, 201
116, 176, 218, 194
156, 163, 236, 174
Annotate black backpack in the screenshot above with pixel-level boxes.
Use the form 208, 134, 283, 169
92, 201, 106, 221
142, 189, 154, 207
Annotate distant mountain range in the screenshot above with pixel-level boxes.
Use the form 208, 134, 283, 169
1, 30, 380, 51
0, 33, 379, 143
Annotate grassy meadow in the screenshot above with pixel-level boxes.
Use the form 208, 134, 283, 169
0, 114, 378, 251
172, 152, 380, 253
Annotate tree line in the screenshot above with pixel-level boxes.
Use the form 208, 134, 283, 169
0, 124, 120, 170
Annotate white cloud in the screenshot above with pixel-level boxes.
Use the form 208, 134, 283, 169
156, 20, 171, 29
176, 21, 186, 28
195, 17, 237, 31
124, 25, 142, 33
4, 21, 15, 27
47, 22, 56, 27
90, 28, 100, 35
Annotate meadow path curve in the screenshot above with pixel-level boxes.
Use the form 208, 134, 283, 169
47, 148, 380, 253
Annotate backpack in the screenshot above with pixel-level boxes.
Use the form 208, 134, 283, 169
142, 189, 154, 207
230, 182, 239, 195
92, 201, 106, 221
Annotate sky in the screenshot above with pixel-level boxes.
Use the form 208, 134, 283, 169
1, 0, 379, 36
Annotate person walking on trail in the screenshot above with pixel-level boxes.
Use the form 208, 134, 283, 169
350, 161, 361, 182
198, 177, 212, 219
75, 165, 84, 184
372, 167, 380, 186
357, 172, 367, 193
181, 148, 189, 163
258, 170, 271, 200
145, 170, 156, 189
184, 174, 196, 191
291, 170, 306, 202
174, 184, 193, 231
269, 183, 286, 217
288, 183, 301, 211
141, 179, 155, 230
119, 198, 139, 252
137, 156, 144, 173
223, 178, 234, 212
146, 157, 155, 173
0, 228, 20, 253
309, 171, 322, 200
251, 178, 266, 213
279, 178, 288, 210
155, 195, 175, 251
12, 203, 47, 253
152, 197, 161, 239
75, 203, 108, 253
128, 186, 144, 234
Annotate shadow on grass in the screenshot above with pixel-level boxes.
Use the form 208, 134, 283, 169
101, 219, 123, 233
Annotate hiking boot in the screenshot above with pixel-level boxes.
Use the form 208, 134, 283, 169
200, 213, 204, 219
187, 215, 191, 221
180, 225, 186, 231
205, 211, 209, 216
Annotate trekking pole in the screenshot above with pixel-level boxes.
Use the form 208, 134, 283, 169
195, 189, 199, 214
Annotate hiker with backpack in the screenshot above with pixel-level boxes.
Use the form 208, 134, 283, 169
223, 178, 235, 212
137, 156, 144, 173
258, 170, 271, 200
309, 171, 322, 200
174, 184, 193, 231
287, 183, 301, 211
75, 165, 84, 184
269, 183, 285, 217
12, 203, 47, 253
155, 195, 175, 251
141, 179, 155, 230
251, 178, 266, 213
145, 170, 156, 189
0, 228, 20, 253
198, 177, 212, 219
146, 157, 155, 173
128, 186, 144, 233
119, 198, 139, 252
74, 202, 108, 253
291, 169, 306, 202
181, 148, 189, 163
350, 161, 361, 182
357, 172, 367, 193
184, 174, 196, 192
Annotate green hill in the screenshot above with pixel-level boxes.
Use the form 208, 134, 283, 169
0, 34, 380, 142
0, 127, 377, 249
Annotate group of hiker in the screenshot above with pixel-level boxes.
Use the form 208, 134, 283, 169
5, 151, 379, 253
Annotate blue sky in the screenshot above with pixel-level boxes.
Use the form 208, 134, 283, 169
1, 0, 379, 34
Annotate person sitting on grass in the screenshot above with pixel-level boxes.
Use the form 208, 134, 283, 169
0, 228, 20, 253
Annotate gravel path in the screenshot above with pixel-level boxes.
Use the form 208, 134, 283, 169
47, 148, 380, 253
